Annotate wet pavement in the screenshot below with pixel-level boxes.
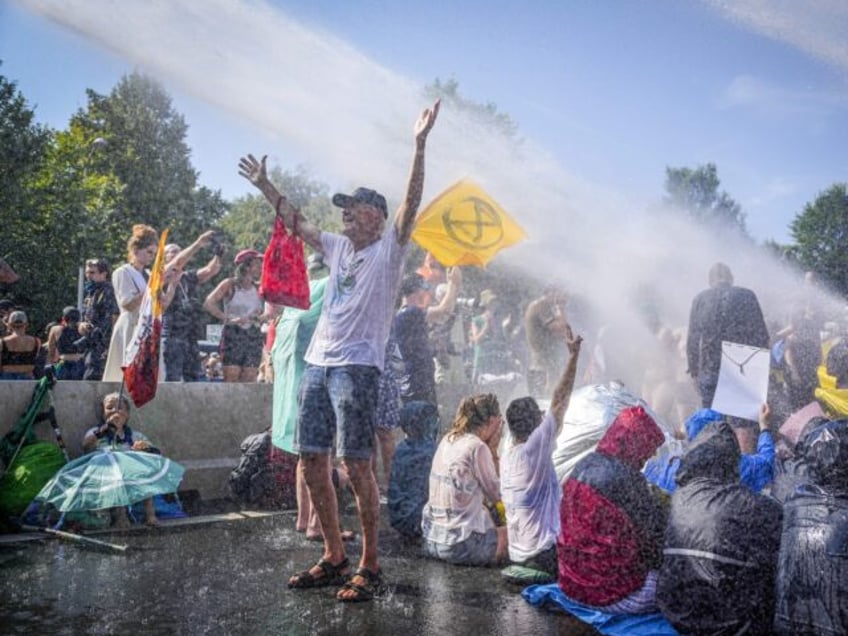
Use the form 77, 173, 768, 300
0, 506, 598, 635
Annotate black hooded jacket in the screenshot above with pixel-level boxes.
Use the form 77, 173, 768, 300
775, 419, 848, 635
657, 422, 782, 635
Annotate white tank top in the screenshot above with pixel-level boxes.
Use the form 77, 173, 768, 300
225, 284, 262, 329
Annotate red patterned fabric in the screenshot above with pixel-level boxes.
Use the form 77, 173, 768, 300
259, 214, 309, 310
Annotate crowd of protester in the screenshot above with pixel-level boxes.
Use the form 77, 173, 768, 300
2, 99, 848, 629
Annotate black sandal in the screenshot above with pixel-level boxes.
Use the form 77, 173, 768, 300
336, 566, 385, 603
287, 557, 350, 589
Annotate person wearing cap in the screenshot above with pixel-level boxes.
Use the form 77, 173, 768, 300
0, 310, 41, 380
162, 230, 223, 382
46, 306, 86, 380
203, 248, 267, 382
238, 99, 440, 602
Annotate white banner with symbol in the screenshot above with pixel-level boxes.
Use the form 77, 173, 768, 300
711, 341, 770, 422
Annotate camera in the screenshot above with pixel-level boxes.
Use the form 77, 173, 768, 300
455, 297, 479, 310
209, 233, 227, 257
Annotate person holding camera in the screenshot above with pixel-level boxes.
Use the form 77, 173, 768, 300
162, 231, 224, 382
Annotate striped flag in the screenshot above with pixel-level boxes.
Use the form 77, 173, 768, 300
123, 229, 169, 407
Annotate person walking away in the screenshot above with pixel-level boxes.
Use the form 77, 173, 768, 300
686, 262, 769, 408
237, 99, 440, 602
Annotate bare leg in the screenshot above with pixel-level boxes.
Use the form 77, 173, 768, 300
295, 458, 310, 532
144, 498, 159, 526
336, 457, 380, 601
289, 452, 347, 586
375, 428, 395, 492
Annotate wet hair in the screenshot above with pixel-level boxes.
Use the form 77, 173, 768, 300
708, 262, 733, 287
506, 396, 543, 442
85, 258, 111, 275
826, 341, 848, 387
102, 392, 130, 412
448, 393, 500, 441
126, 224, 158, 261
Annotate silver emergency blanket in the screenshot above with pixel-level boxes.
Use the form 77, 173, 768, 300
550, 381, 674, 483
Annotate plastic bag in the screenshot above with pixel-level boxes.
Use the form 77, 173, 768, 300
259, 213, 310, 309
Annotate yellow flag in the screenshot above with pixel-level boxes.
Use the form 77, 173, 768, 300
412, 179, 527, 267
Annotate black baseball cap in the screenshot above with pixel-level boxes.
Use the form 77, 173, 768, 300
332, 187, 388, 219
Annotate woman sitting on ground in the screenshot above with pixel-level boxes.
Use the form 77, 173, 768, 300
82, 392, 161, 527
421, 393, 508, 566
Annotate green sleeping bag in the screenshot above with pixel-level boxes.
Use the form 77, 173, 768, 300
0, 442, 66, 517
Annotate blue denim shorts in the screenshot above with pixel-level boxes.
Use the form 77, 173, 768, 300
295, 364, 380, 460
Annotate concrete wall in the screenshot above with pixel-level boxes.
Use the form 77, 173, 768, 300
0, 380, 273, 501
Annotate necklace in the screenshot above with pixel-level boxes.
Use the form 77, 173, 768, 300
721, 347, 763, 376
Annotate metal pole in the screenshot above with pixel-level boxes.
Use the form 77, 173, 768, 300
77, 265, 85, 313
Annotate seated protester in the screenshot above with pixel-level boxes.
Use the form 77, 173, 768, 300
558, 405, 666, 614
421, 393, 507, 566
387, 401, 440, 539
657, 421, 783, 635
82, 392, 161, 527
770, 415, 829, 504
775, 418, 848, 635
500, 325, 582, 582
645, 406, 776, 494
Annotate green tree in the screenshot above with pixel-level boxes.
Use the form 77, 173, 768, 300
424, 78, 521, 145
790, 183, 848, 295
663, 163, 747, 236
221, 164, 338, 260
71, 72, 226, 243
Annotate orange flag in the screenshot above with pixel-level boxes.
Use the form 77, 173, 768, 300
123, 229, 169, 407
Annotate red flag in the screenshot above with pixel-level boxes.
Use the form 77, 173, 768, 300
123, 230, 169, 407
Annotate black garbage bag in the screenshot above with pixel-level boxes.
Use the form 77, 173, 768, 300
775, 419, 848, 635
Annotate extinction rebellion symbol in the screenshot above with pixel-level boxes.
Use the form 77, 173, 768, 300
441, 197, 504, 250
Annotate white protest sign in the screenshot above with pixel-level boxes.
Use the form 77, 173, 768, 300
711, 341, 770, 422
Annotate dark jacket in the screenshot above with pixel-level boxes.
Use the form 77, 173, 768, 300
557, 406, 667, 607
775, 419, 848, 635
657, 422, 782, 635
686, 283, 769, 383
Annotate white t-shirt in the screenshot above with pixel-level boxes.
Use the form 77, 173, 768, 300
305, 228, 407, 370
500, 411, 560, 562
421, 433, 501, 545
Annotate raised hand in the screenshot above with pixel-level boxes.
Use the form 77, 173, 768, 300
414, 99, 441, 144
237, 154, 268, 188
565, 323, 583, 355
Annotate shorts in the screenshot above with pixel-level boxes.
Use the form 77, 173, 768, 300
295, 364, 380, 460
425, 528, 499, 566
219, 324, 263, 368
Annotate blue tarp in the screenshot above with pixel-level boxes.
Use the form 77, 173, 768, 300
522, 583, 678, 636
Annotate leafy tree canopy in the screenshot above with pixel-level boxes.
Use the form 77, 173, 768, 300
790, 183, 848, 295
663, 163, 748, 237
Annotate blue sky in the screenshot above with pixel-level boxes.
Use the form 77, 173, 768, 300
1, 0, 846, 245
